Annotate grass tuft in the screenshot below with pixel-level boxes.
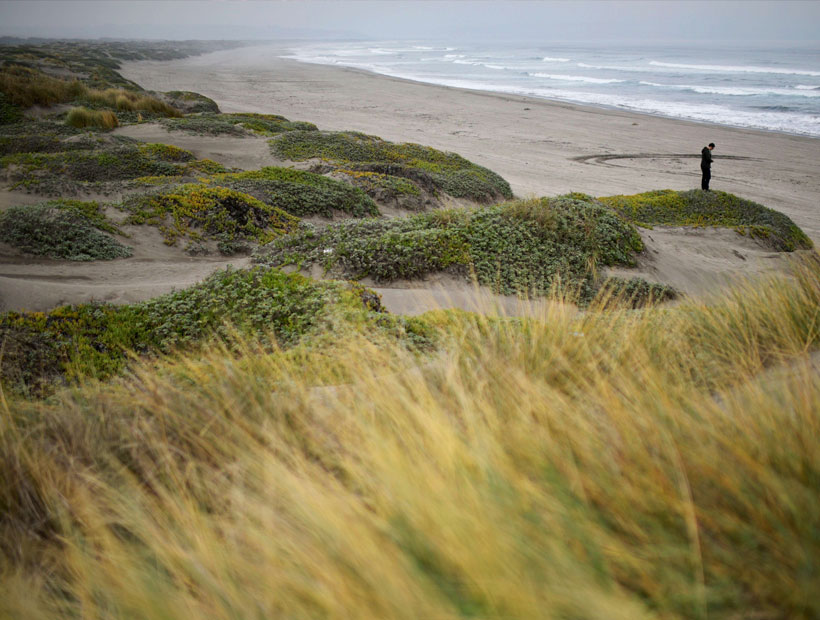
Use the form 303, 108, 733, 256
65, 106, 119, 129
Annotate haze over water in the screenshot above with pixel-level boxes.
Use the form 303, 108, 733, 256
285, 41, 820, 137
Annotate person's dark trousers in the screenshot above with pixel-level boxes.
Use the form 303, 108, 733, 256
701, 166, 711, 190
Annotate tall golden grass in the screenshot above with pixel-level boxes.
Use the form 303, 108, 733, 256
0, 67, 180, 117
65, 106, 119, 129
1, 255, 819, 619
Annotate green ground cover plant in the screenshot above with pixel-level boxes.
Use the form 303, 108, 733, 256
1, 139, 198, 193
269, 130, 513, 203
0, 120, 88, 154
256, 195, 643, 299
211, 166, 378, 217
162, 112, 318, 136
0, 199, 131, 261
120, 183, 300, 245
0, 267, 416, 397
336, 168, 427, 210
598, 189, 813, 251
2, 256, 820, 618
161, 90, 220, 114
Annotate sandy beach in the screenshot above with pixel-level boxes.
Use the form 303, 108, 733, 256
3, 44, 819, 314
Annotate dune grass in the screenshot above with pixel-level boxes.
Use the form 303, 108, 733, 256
1, 254, 819, 619
0, 65, 180, 119
65, 106, 119, 129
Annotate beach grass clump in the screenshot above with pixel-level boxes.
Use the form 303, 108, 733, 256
212, 166, 379, 217
65, 106, 119, 129
121, 183, 300, 245
0, 65, 180, 120
599, 189, 813, 251
78, 87, 181, 117
0, 200, 131, 261
270, 130, 513, 203
256, 195, 643, 298
2, 257, 820, 617
0, 267, 366, 396
162, 112, 318, 136
0, 64, 85, 108
1, 140, 192, 193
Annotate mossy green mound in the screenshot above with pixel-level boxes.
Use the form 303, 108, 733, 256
161, 90, 220, 114
598, 189, 813, 251
0, 139, 217, 194
0, 200, 131, 261
162, 112, 318, 136
121, 184, 300, 246
211, 166, 379, 218
269, 130, 513, 204
256, 195, 643, 299
0, 268, 373, 396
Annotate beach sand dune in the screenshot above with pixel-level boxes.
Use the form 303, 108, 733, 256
2, 46, 818, 315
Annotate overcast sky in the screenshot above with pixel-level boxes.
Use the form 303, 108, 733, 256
1, 1, 819, 43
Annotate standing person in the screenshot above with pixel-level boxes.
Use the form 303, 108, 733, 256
701, 142, 715, 191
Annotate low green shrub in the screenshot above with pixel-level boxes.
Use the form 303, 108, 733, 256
121, 184, 300, 245
162, 112, 317, 136
161, 90, 220, 114
598, 189, 813, 251
212, 166, 378, 217
0, 268, 344, 395
1, 140, 191, 193
0, 91, 23, 125
256, 195, 643, 299
270, 130, 512, 204
0, 200, 131, 261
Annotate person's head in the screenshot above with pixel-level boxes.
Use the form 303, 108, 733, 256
708, 142, 715, 150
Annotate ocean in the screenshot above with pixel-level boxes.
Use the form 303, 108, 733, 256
283, 40, 820, 138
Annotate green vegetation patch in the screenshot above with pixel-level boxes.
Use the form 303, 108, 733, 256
162, 112, 318, 137
211, 166, 379, 218
269, 130, 513, 204
598, 189, 813, 252
256, 195, 643, 299
121, 183, 300, 246
1, 139, 194, 193
159, 90, 220, 114
594, 276, 678, 308
0, 268, 362, 396
0, 200, 131, 261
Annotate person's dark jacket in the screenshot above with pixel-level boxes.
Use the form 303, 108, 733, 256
701, 146, 712, 169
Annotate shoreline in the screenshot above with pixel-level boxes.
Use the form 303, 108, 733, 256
298, 59, 820, 142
